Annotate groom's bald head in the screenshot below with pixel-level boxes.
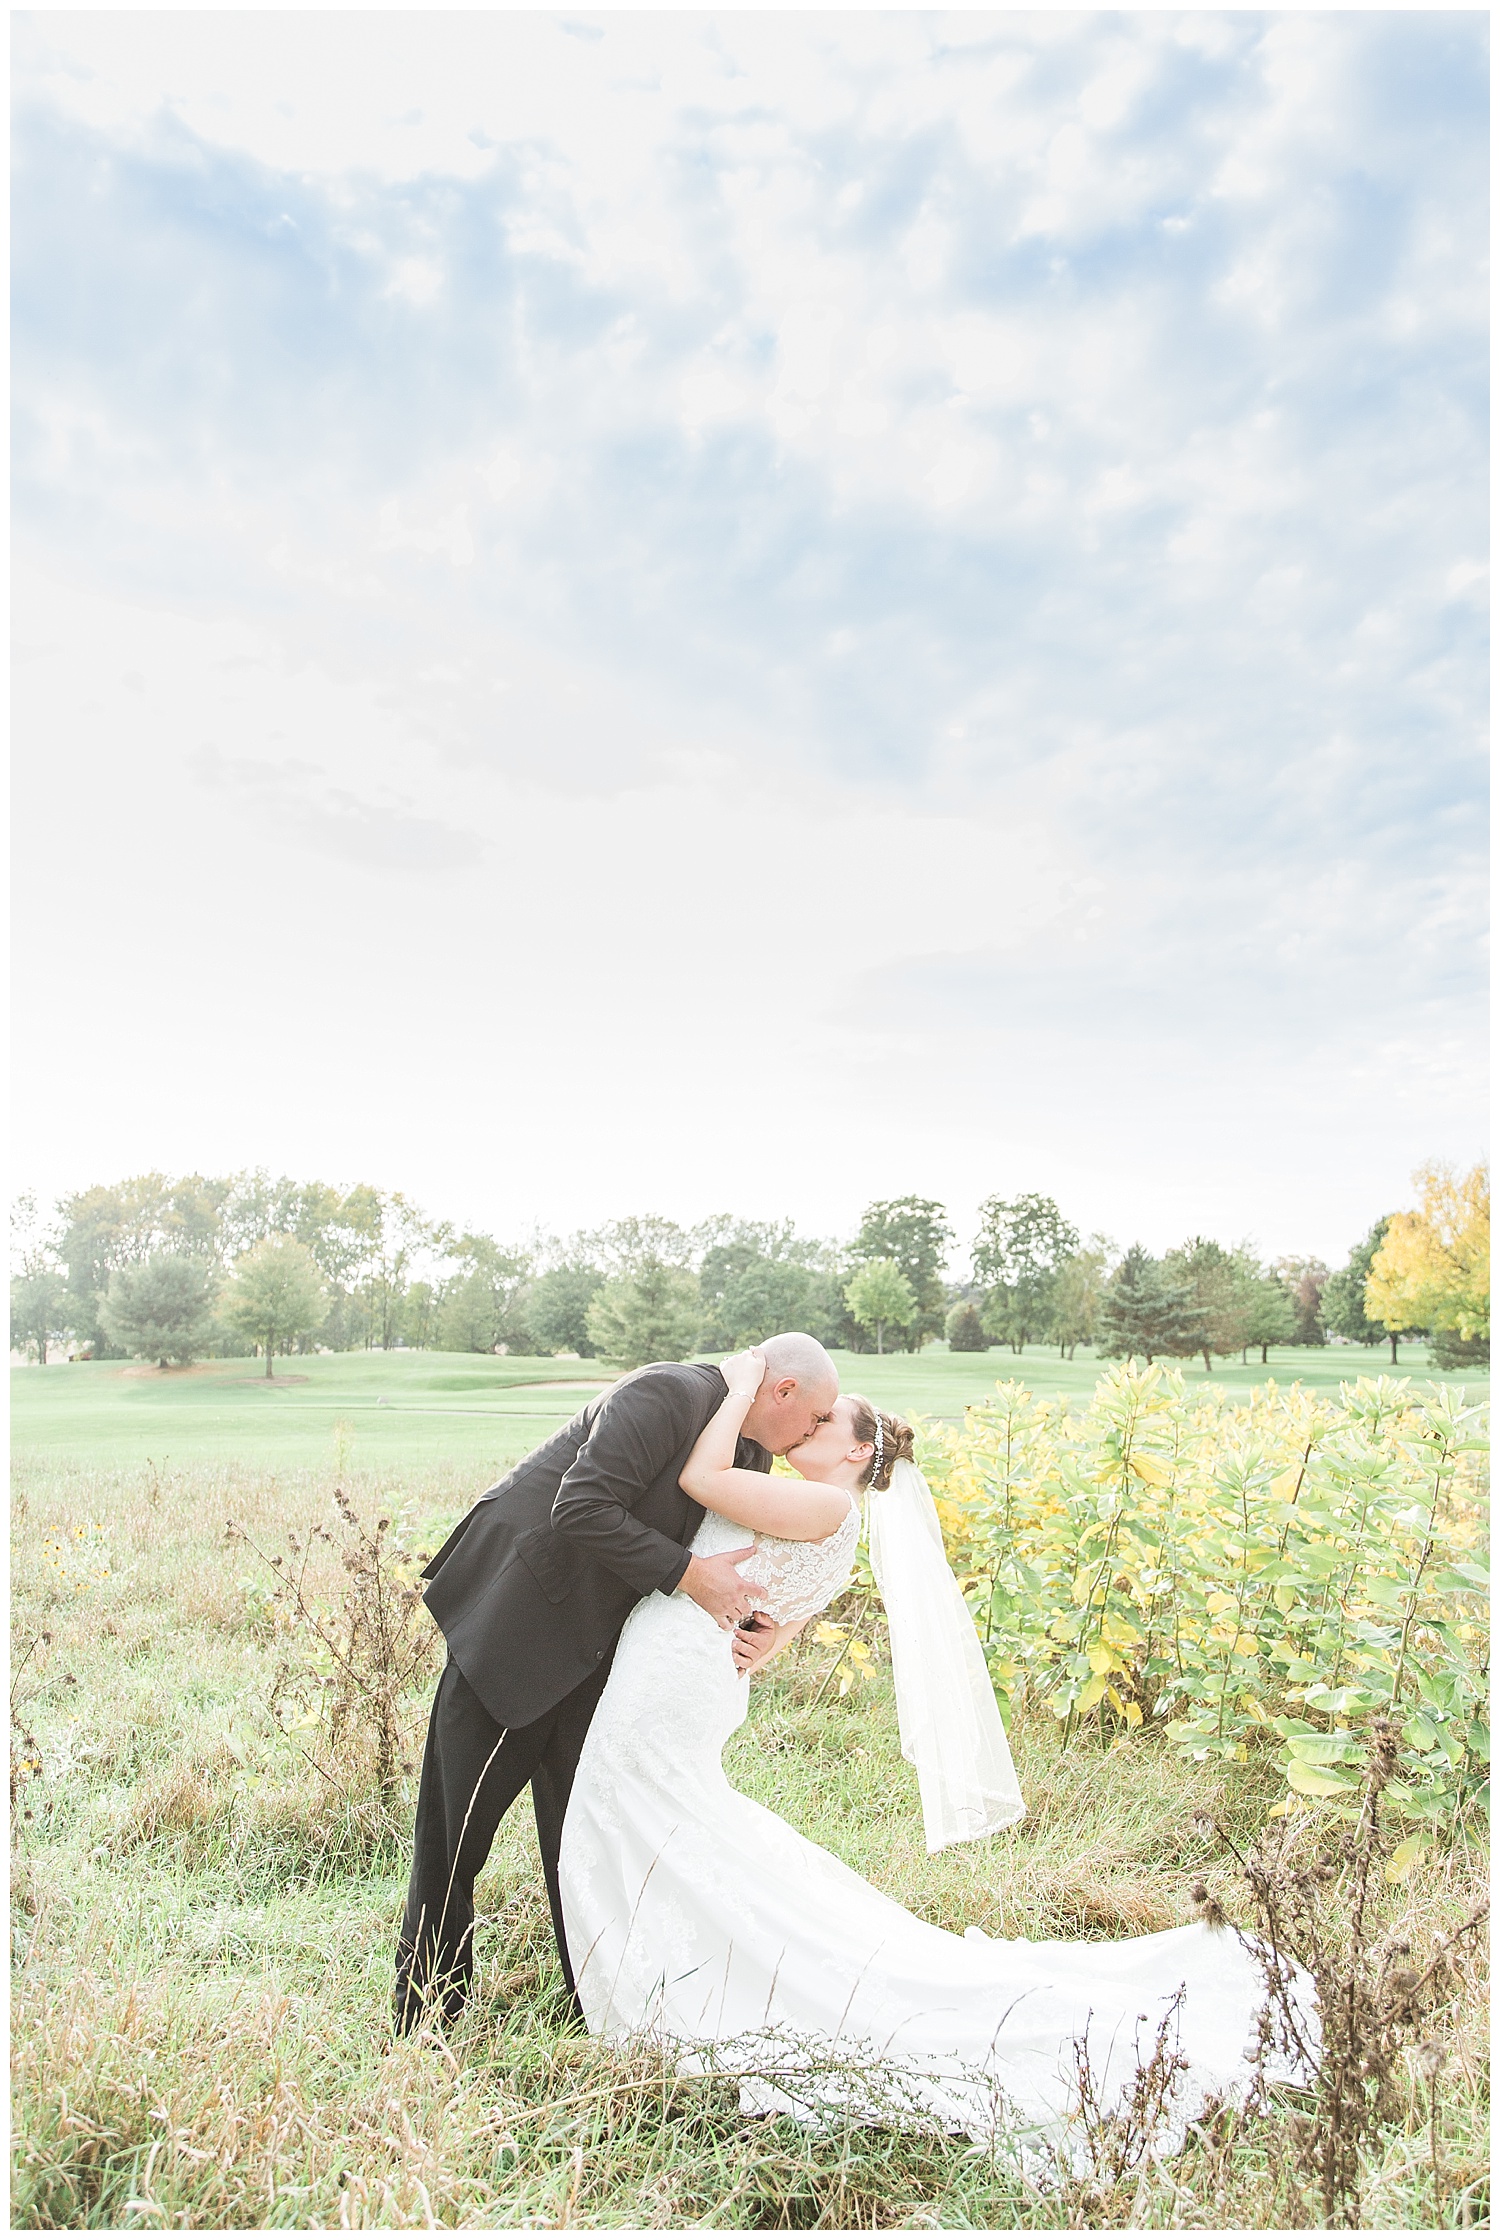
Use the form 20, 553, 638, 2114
759, 1332, 837, 1391
740, 1332, 840, 1454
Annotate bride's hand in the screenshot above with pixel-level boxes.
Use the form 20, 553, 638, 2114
731, 1612, 774, 1673
732, 1613, 796, 1675
720, 1347, 766, 1401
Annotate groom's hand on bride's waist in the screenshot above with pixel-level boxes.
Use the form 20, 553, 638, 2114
677, 1546, 756, 1628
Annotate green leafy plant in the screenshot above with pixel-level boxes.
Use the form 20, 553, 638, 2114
923, 1366, 1489, 1842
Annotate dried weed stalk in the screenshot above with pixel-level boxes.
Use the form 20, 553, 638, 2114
226, 1487, 440, 1800
1068, 1986, 1189, 2192
10, 1631, 53, 1818
1196, 1714, 1489, 2227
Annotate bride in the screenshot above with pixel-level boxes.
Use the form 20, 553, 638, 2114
558, 1350, 1314, 2159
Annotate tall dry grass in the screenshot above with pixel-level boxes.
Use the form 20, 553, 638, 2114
11, 1451, 1490, 2228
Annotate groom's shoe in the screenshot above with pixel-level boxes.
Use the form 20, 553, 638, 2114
391, 1976, 423, 2038
392, 1968, 469, 2038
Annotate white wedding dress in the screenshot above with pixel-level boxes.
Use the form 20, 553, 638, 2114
559, 1502, 1312, 2162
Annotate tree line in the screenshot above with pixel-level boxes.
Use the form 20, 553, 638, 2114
948, 1170, 1486, 1374
8, 1163, 1489, 1376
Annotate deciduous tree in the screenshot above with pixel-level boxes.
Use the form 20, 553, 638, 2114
529, 1262, 605, 1355
695, 1217, 826, 1350
716, 1260, 816, 1350
436, 1235, 534, 1354
360, 1193, 440, 1352
1048, 1237, 1112, 1359
10, 1193, 73, 1365
844, 1258, 917, 1355
222, 1172, 384, 1291
578, 1215, 697, 1275
222, 1237, 327, 1377
1322, 1218, 1408, 1360
55, 1172, 227, 1354
1274, 1256, 1330, 1347
848, 1197, 952, 1349
972, 1194, 1080, 1353
10, 1268, 73, 1365
1367, 1161, 1489, 1357
220, 1171, 309, 1261
402, 1280, 437, 1350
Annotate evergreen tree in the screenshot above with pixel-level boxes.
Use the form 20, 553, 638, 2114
99, 1253, 220, 1367
1095, 1245, 1205, 1364
1245, 1270, 1296, 1363
586, 1261, 701, 1368
1430, 1326, 1489, 1370
944, 1300, 989, 1352
1322, 1219, 1391, 1347
1163, 1238, 1260, 1374
56, 1174, 198, 1355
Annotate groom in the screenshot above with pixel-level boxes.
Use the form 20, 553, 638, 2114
394, 1331, 839, 2031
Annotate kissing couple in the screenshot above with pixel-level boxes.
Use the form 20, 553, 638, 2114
394, 1335, 1314, 2157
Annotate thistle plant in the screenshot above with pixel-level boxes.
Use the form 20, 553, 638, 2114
226, 1486, 441, 1802
1192, 1718, 1489, 2227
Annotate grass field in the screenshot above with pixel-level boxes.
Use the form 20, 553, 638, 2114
10, 1339, 1483, 1478
9, 1350, 1490, 2227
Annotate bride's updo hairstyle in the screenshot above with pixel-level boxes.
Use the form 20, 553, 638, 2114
846, 1396, 916, 1492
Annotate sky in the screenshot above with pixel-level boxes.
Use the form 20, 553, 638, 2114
11, 9, 1488, 1277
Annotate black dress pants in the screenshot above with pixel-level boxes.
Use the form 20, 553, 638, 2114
393, 1653, 612, 2031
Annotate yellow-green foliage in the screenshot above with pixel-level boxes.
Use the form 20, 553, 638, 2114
1367, 1159, 1489, 1342
922, 1365, 1489, 1848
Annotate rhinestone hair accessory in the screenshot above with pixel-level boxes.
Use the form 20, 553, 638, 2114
871, 1415, 884, 1479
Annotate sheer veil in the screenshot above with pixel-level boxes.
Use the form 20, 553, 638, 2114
865, 1458, 1026, 1853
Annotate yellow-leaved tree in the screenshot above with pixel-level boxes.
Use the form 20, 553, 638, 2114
1366, 1161, 1489, 1345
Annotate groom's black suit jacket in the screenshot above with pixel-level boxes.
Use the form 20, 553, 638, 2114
420, 1361, 771, 1729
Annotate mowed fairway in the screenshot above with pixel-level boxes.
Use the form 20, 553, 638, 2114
821, 1338, 1485, 1417
9, 1350, 613, 1477
11, 1339, 1483, 1477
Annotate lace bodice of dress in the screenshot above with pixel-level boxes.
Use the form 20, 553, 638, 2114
690, 1495, 861, 1626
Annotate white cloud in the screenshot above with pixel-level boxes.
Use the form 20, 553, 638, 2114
11, 11, 1487, 1263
